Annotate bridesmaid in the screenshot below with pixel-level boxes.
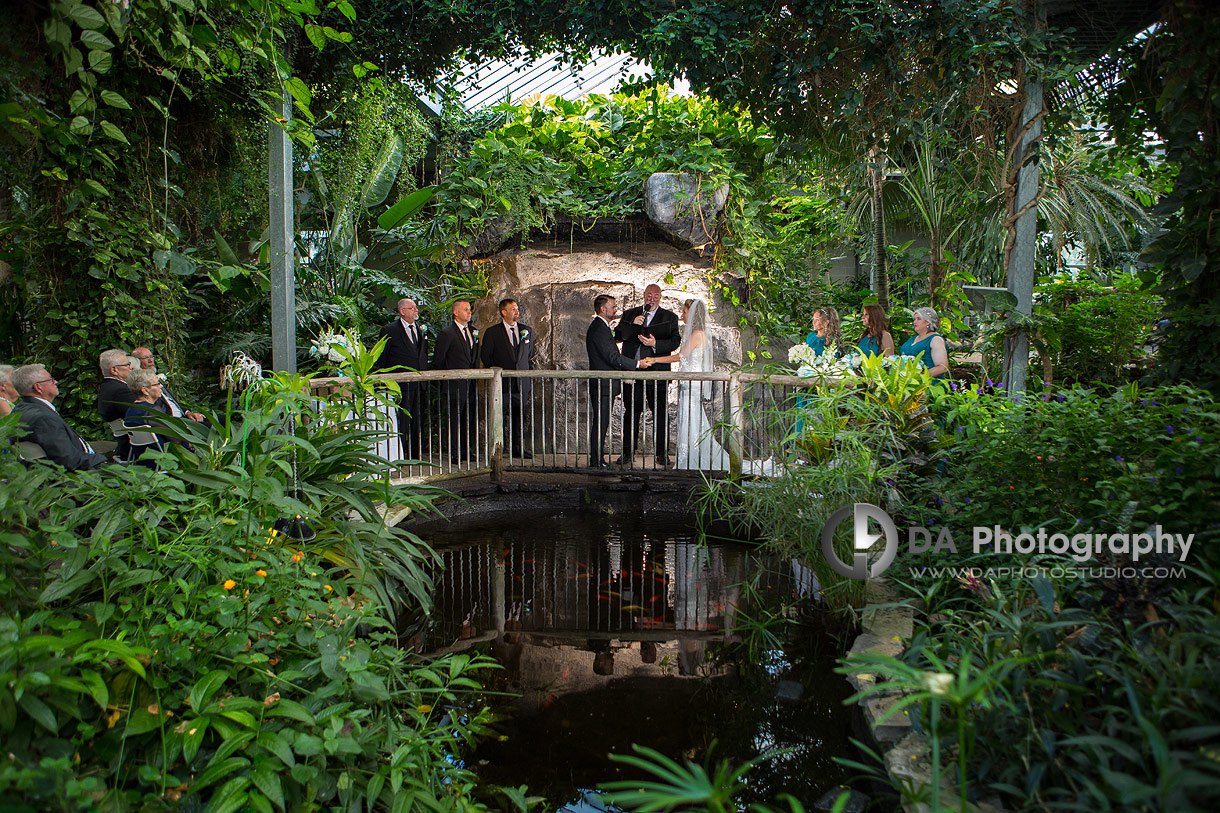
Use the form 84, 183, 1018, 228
857, 303, 895, 357
900, 306, 950, 386
805, 307, 842, 357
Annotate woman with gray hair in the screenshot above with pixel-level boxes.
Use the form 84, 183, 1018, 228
124, 367, 189, 463
899, 306, 950, 385
0, 365, 17, 415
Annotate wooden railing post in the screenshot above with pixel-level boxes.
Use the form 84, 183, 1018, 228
728, 371, 744, 478
490, 367, 504, 481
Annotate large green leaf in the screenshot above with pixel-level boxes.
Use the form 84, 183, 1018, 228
377, 185, 436, 231
360, 133, 404, 208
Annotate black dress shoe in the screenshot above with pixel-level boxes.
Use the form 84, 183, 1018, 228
657, 455, 672, 467
590, 458, 609, 468
515, 451, 533, 459
614, 455, 628, 465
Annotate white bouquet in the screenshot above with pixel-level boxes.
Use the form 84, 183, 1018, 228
310, 329, 353, 363
797, 343, 858, 378
788, 343, 816, 366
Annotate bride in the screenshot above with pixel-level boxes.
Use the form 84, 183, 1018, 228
643, 299, 775, 475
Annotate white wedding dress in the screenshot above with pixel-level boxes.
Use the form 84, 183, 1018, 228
674, 301, 776, 476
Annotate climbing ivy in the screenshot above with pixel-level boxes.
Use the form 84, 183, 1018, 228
0, 0, 349, 429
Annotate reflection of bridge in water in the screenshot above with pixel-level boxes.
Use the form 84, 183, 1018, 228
421, 513, 806, 679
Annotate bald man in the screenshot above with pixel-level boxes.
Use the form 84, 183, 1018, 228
375, 298, 429, 459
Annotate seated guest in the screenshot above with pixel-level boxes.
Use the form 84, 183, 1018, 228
11, 364, 108, 470
805, 307, 842, 357
857, 303, 896, 357
124, 367, 190, 464
0, 365, 17, 415
132, 346, 207, 424
97, 348, 136, 459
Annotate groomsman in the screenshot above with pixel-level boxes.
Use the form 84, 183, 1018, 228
614, 284, 680, 465
433, 299, 477, 462
375, 298, 429, 460
479, 297, 534, 458
585, 294, 639, 467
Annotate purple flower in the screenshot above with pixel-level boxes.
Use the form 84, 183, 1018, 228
1151, 400, 1157, 406
965, 497, 972, 503
1182, 407, 1188, 414
1041, 393, 1050, 401
1176, 467, 1183, 473
1057, 394, 1066, 402
1167, 426, 1175, 435
1141, 399, 1148, 405
986, 378, 994, 387
1195, 436, 1203, 442
1115, 455, 1123, 462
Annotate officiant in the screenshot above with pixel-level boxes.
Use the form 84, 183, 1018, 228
614, 283, 680, 466
479, 297, 534, 459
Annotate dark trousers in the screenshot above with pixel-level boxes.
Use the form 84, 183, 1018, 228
444, 382, 474, 460
587, 378, 618, 463
621, 378, 670, 458
502, 381, 531, 454
396, 384, 425, 460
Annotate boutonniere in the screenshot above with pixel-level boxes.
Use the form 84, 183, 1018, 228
520, 329, 530, 340
471, 329, 479, 338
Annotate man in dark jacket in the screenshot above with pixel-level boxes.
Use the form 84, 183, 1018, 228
375, 298, 429, 460
97, 348, 135, 460
479, 297, 534, 458
432, 299, 477, 462
614, 283, 680, 465
12, 364, 108, 471
586, 294, 639, 467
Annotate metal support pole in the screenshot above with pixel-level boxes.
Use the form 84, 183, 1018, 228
269, 92, 296, 373
1002, 70, 1043, 395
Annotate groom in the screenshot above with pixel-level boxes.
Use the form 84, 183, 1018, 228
614, 284, 680, 465
586, 294, 640, 467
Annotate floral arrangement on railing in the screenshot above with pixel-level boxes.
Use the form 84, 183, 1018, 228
789, 342, 859, 378
310, 329, 355, 365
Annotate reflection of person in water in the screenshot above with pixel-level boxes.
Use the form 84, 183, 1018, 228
590, 639, 615, 675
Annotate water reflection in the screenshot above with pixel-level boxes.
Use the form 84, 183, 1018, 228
418, 510, 852, 809
423, 515, 775, 678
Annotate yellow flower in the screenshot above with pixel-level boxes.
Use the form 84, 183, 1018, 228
223, 579, 236, 590
323, 584, 333, 593
416, 704, 432, 714
255, 569, 267, 578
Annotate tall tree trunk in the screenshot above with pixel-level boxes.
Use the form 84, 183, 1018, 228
929, 231, 943, 309
870, 144, 889, 309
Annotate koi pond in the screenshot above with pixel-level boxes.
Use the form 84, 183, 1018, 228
410, 492, 860, 810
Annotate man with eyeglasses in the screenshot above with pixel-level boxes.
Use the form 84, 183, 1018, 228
12, 364, 108, 470
97, 349, 137, 460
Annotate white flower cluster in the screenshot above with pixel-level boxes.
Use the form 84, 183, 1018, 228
310, 330, 352, 363
222, 351, 264, 390
788, 343, 816, 366
796, 342, 859, 378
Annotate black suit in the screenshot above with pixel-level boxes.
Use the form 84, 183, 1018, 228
433, 321, 477, 460
614, 305, 680, 459
586, 317, 638, 463
97, 376, 135, 459
479, 321, 534, 455
13, 397, 108, 471
375, 318, 429, 459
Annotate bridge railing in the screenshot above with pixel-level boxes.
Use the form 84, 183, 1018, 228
308, 368, 823, 481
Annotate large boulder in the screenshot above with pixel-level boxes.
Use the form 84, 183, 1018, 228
643, 173, 730, 250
